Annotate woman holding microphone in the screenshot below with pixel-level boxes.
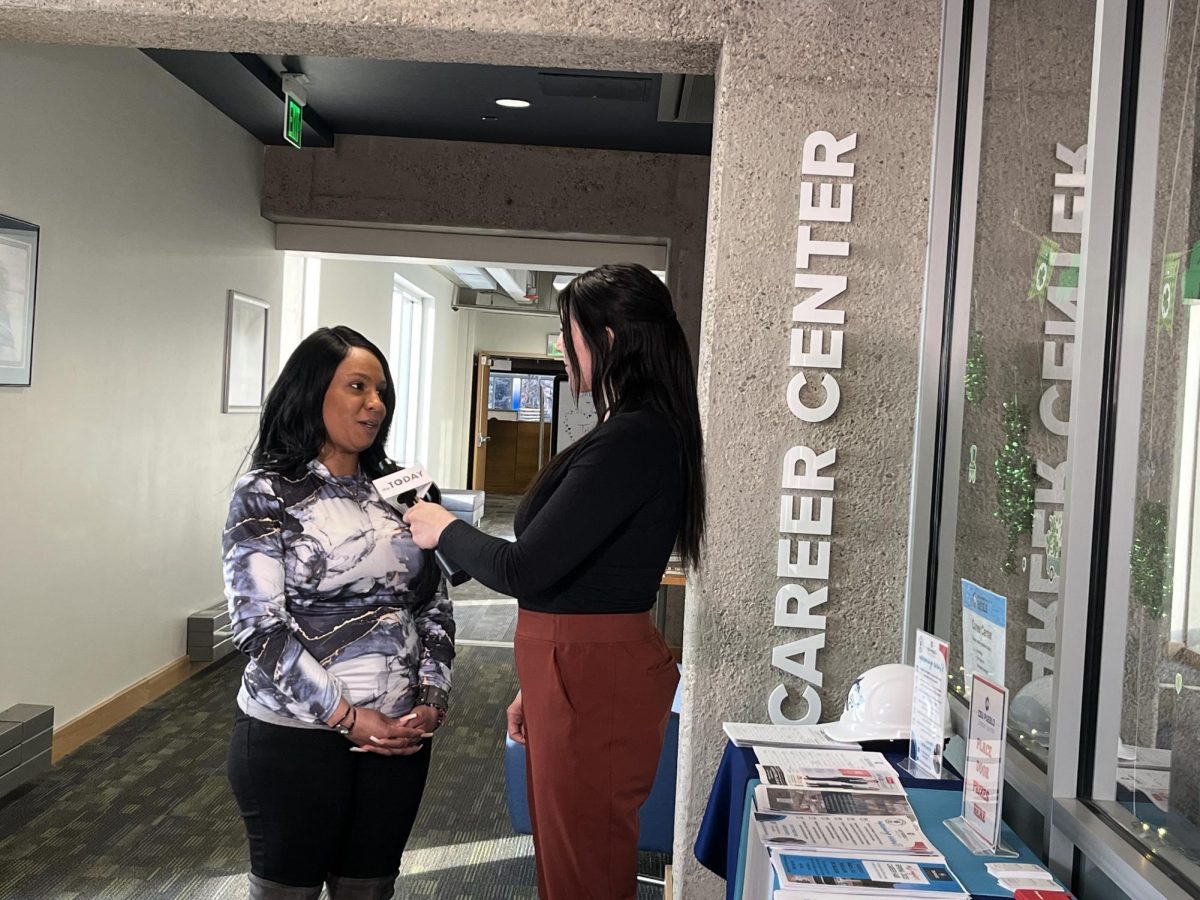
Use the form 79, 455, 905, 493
405, 263, 705, 900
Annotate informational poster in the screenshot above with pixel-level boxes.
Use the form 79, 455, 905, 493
945, 674, 1013, 856
961, 579, 1007, 687
905, 630, 950, 779
552, 380, 597, 452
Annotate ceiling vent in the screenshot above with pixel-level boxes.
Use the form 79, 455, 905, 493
447, 265, 498, 291
538, 72, 651, 102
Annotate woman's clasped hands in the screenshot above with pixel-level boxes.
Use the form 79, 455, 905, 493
346, 706, 440, 756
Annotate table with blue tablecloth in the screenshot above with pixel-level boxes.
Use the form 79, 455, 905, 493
695, 742, 1047, 900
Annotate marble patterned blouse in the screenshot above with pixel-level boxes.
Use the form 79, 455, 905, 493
222, 459, 455, 729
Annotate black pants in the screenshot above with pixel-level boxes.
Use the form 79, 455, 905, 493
227, 711, 432, 887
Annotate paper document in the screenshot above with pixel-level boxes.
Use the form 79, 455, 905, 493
1115, 767, 1170, 812
985, 863, 1054, 879
1117, 745, 1171, 770
754, 748, 905, 795
753, 811, 935, 856
755, 784, 915, 818
724, 722, 859, 750
769, 852, 968, 895
998, 878, 1066, 892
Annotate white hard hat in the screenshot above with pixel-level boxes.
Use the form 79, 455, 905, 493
823, 663, 952, 743
1009, 675, 1053, 748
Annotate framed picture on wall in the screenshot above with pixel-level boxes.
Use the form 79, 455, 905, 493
222, 290, 270, 413
547, 331, 563, 358
0, 215, 40, 387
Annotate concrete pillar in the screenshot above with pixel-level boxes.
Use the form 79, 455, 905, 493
679, 13, 941, 892
261, 136, 711, 361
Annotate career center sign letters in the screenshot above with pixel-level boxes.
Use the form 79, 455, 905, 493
769, 130, 858, 726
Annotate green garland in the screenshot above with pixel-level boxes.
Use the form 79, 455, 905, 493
995, 396, 1035, 574
965, 329, 987, 405
1130, 500, 1171, 620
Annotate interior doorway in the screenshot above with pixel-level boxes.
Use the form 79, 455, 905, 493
469, 353, 566, 493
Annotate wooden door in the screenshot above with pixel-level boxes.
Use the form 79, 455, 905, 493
470, 353, 492, 489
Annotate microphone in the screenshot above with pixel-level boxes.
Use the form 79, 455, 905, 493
373, 463, 472, 587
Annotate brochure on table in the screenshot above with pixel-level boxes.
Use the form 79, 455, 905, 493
754, 747, 906, 794
724, 722, 859, 750
944, 674, 1018, 858
900, 630, 951, 780
749, 746, 970, 897
770, 853, 967, 895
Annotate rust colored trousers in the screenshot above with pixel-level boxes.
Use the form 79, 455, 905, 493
515, 608, 680, 900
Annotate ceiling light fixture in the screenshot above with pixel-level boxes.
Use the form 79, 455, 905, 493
552, 275, 574, 292
495, 98, 531, 109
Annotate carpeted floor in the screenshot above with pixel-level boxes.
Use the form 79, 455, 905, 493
0, 491, 670, 898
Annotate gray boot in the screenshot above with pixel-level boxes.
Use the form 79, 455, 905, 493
326, 874, 397, 900
247, 873, 322, 900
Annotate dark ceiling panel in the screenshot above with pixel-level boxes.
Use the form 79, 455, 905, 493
143, 49, 333, 147
145, 49, 713, 155
537, 72, 652, 102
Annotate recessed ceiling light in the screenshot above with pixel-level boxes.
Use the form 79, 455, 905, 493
495, 98, 531, 109
552, 275, 573, 291
481, 115, 498, 121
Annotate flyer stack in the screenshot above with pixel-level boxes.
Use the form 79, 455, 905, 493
749, 746, 969, 898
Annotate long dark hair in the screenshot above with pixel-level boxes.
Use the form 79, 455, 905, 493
252, 326, 397, 480
522, 263, 707, 568
250, 326, 440, 599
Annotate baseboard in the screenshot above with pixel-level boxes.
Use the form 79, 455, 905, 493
52, 655, 212, 762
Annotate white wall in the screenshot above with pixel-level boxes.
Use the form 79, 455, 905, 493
312, 259, 471, 488
474, 310, 559, 358
0, 43, 282, 725
393, 264, 471, 489
316, 258, 394, 361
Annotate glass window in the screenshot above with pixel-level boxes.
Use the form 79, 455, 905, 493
1090, 0, 1200, 881
929, 0, 1096, 770
388, 283, 427, 463
489, 373, 555, 421
488, 373, 515, 411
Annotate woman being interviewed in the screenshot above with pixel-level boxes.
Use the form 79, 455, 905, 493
405, 263, 705, 900
223, 326, 455, 900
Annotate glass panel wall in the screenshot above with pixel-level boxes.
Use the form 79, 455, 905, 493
931, 0, 1096, 770
1089, 0, 1200, 883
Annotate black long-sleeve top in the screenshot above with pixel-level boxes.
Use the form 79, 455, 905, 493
439, 407, 682, 614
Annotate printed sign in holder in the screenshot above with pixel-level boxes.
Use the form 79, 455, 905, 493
898, 630, 956, 780
945, 674, 1018, 858
961, 579, 1008, 694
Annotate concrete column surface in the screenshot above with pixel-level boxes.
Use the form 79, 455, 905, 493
261, 136, 710, 359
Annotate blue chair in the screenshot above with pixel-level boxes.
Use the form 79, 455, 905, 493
504, 669, 683, 886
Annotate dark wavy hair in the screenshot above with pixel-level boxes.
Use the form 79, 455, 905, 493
252, 326, 396, 479
250, 325, 440, 599
522, 263, 707, 568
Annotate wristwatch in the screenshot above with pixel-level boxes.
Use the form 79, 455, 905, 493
417, 685, 450, 728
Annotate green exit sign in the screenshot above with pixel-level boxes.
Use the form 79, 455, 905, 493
284, 94, 303, 149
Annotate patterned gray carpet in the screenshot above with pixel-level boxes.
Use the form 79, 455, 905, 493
0, 647, 667, 899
